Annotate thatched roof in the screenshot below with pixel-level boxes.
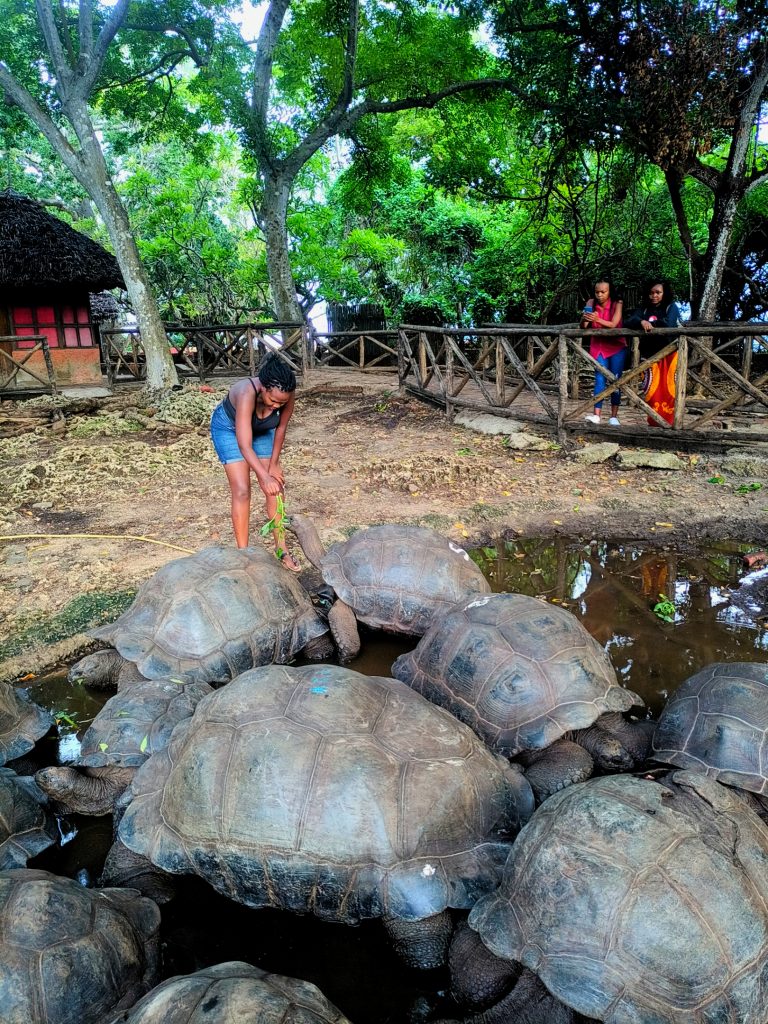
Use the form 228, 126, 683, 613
0, 190, 124, 291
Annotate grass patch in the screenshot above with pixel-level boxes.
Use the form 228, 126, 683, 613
0, 588, 136, 662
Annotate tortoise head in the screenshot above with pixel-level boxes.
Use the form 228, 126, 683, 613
285, 514, 327, 570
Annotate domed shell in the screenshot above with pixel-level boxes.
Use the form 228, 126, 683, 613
119, 664, 534, 924
0, 682, 53, 766
92, 545, 329, 683
0, 769, 56, 869
392, 592, 640, 756
469, 771, 768, 1024
652, 662, 768, 794
0, 868, 160, 1024
105, 961, 351, 1024
321, 525, 490, 634
76, 678, 213, 770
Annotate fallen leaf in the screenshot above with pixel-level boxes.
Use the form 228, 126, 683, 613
453, 521, 465, 529
553, 519, 563, 525
18, 672, 35, 681
655, 522, 674, 527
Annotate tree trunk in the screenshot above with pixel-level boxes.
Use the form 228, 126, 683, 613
260, 172, 304, 323
696, 187, 741, 321
68, 102, 179, 390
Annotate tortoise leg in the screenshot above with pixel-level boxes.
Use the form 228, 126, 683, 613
517, 740, 594, 804
383, 909, 453, 969
302, 633, 336, 661
100, 838, 176, 904
448, 918, 520, 1011
329, 599, 361, 662
36, 764, 134, 816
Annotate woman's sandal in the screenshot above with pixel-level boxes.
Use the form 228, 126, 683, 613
276, 549, 302, 573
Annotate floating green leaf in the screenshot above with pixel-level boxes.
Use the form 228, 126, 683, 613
54, 711, 78, 730
139, 735, 149, 754
652, 595, 676, 623
98, 742, 109, 752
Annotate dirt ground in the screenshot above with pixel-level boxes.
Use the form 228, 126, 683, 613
2, 369, 768, 680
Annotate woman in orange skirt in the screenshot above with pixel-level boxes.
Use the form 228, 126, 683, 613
625, 279, 682, 425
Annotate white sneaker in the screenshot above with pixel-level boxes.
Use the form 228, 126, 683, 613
584, 414, 601, 425
608, 416, 621, 426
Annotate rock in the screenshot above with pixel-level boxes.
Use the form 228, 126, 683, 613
454, 412, 527, 435
4, 546, 27, 566
720, 450, 768, 478
504, 432, 556, 451
31, 502, 53, 511
575, 443, 619, 464
617, 450, 684, 471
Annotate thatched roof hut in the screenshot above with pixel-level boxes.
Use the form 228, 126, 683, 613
0, 189, 124, 291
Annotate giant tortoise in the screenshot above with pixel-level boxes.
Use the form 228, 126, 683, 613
0, 868, 160, 1024
0, 681, 53, 766
72, 545, 332, 688
288, 516, 490, 660
36, 677, 212, 816
652, 661, 768, 794
392, 592, 651, 800
0, 768, 56, 869
454, 771, 768, 1024
105, 962, 351, 1024
117, 663, 534, 968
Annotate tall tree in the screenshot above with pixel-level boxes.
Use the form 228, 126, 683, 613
228, 0, 518, 323
0, 0, 193, 388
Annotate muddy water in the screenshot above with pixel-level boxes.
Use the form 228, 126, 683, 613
19, 536, 768, 1022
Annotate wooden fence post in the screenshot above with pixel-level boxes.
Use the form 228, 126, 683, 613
445, 336, 454, 421
397, 329, 407, 386
557, 334, 568, 443
673, 337, 688, 430
418, 332, 428, 384
495, 340, 505, 404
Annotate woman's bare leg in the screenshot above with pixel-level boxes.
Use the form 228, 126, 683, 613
224, 461, 251, 548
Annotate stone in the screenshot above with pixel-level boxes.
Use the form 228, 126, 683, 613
617, 450, 684, 471
31, 502, 53, 511
454, 412, 527, 435
720, 450, 768, 478
575, 443, 619, 464
4, 546, 27, 566
503, 432, 557, 451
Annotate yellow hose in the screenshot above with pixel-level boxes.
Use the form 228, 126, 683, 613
0, 533, 195, 554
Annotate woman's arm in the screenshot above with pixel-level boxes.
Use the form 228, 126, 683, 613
660, 302, 683, 328
234, 390, 281, 493
589, 300, 623, 329
268, 392, 295, 479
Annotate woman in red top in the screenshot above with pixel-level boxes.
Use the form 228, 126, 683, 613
580, 277, 626, 426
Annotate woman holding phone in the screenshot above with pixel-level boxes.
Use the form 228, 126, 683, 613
580, 276, 626, 426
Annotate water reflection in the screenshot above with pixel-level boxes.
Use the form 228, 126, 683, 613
473, 537, 768, 716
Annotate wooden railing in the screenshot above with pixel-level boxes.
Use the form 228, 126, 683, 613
100, 322, 309, 384
312, 329, 398, 370
398, 323, 768, 444
0, 335, 57, 394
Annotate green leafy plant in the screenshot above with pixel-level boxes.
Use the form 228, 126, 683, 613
54, 711, 79, 731
652, 595, 676, 623
259, 493, 287, 557
456, 447, 477, 456
736, 482, 763, 494
708, 475, 725, 484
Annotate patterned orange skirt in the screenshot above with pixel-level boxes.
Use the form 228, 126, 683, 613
642, 352, 678, 426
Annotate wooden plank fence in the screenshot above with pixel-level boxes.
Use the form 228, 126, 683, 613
398, 322, 768, 446
0, 335, 57, 394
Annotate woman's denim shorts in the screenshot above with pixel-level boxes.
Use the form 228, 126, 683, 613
210, 402, 275, 465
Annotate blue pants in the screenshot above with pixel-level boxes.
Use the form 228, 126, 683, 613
593, 349, 627, 409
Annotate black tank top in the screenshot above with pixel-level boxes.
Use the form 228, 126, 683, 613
223, 378, 280, 434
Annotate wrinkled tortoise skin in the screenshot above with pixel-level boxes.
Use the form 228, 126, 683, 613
392, 592, 640, 756
469, 771, 768, 1024
92, 545, 329, 683
653, 661, 768, 794
119, 664, 534, 924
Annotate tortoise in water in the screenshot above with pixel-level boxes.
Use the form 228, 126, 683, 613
73, 544, 333, 688
0, 868, 160, 1024
450, 771, 768, 1024
105, 961, 351, 1024
117, 663, 534, 968
36, 677, 212, 816
391, 592, 651, 801
287, 516, 490, 660
0, 681, 53, 766
0, 768, 56, 869
652, 661, 768, 794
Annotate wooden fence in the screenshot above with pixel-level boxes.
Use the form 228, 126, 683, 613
100, 322, 310, 384
0, 335, 57, 394
312, 329, 398, 370
398, 322, 768, 445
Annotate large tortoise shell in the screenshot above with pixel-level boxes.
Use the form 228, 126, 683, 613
0, 682, 53, 767
652, 662, 768, 794
76, 678, 212, 770
0, 868, 160, 1024
469, 772, 768, 1024
392, 593, 640, 756
119, 664, 534, 924
0, 769, 56, 870
105, 962, 351, 1024
92, 546, 328, 683
320, 526, 490, 634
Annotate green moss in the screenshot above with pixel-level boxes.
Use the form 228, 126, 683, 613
0, 589, 136, 661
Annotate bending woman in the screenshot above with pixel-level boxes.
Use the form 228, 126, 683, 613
624, 279, 682, 426
581, 276, 626, 426
210, 353, 300, 568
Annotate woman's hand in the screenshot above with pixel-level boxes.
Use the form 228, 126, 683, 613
640, 319, 653, 332
258, 473, 283, 497
269, 463, 285, 487
582, 311, 598, 324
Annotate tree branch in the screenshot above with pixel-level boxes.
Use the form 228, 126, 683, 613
78, 0, 93, 74
35, 0, 73, 97
250, 0, 291, 167
685, 156, 721, 193
122, 22, 209, 67
80, 0, 131, 97
664, 167, 702, 260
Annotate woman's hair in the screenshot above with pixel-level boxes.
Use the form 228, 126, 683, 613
257, 353, 296, 392
644, 278, 675, 308
593, 274, 623, 302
